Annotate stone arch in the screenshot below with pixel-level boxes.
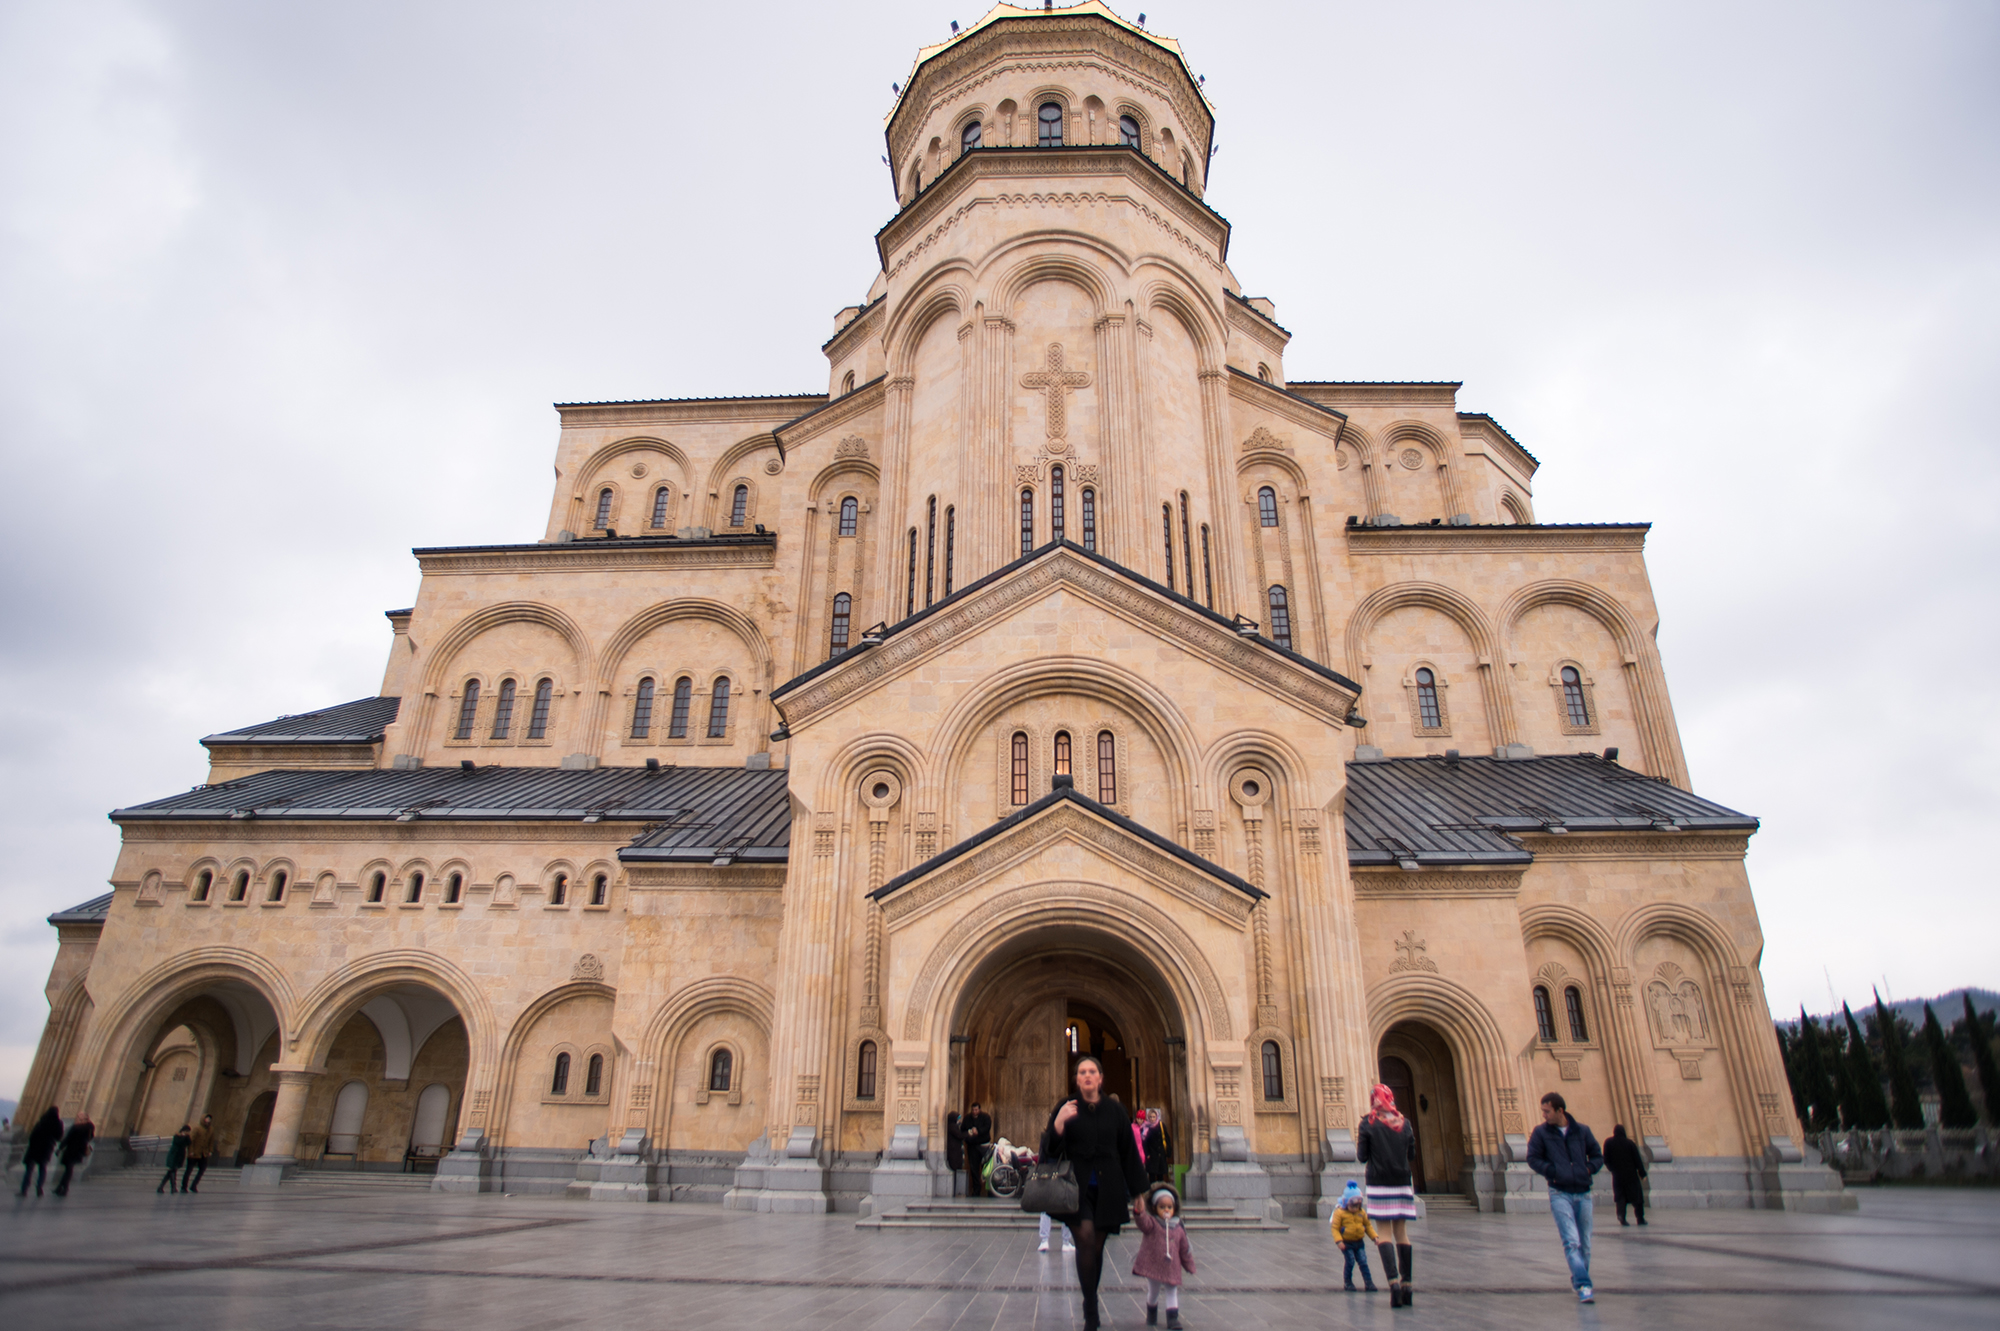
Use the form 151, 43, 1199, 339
1141, 279, 1225, 373
293, 951, 495, 1097
1344, 582, 1515, 744
812, 731, 932, 817
571, 436, 693, 513
1380, 419, 1464, 520
990, 251, 1118, 321
417, 602, 592, 700
485, 980, 617, 1144
884, 280, 970, 378
1236, 445, 1310, 493
1198, 728, 1323, 814
599, 599, 775, 695
15, 966, 95, 1124
1500, 490, 1531, 525
638, 975, 775, 1145
1365, 971, 1519, 1157
809, 457, 880, 495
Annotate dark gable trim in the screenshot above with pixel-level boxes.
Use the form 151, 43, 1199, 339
871, 784, 1264, 903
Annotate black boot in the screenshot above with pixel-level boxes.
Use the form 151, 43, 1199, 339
1083, 1293, 1100, 1331
1378, 1242, 1400, 1306
1398, 1244, 1413, 1307
1166, 1311, 1182, 1329
1147, 1306, 1158, 1326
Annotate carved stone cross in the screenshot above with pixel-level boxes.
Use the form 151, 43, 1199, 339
1390, 929, 1438, 973
1020, 342, 1091, 438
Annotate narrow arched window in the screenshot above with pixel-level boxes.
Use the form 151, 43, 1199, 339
1097, 730, 1117, 804
925, 495, 937, 607
1038, 101, 1064, 147
591, 873, 607, 907
230, 870, 248, 902
842, 370, 856, 394
193, 870, 213, 902
1179, 492, 1194, 593
906, 528, 919, 616
446, 872, 463, 904
1262, 1040, 1284, 1100
1054, 730, 1072, 776
707, 677, 731, 738
406, 870, 424, 904
1565, 986, 1589, 1042
838, 496, 858, 537
1020, 488, 1035, 556
944, 506, 956, 594
1267, 585, 1293, 649
708, 1047, 733, 1093
961, 120, 981, 154
490, 678, 516, 739
651, 486, 671, 529
1200, 524, 1214, 608
1011, 731, 1029, 805
1257, 362, 1271, 382
1533, 985, 1557, 1042
550, 873, 568, 906
830, 592, 852, 656
551, 1052, 571, 1095
268, 870, 287, 902
630, 677, 655, 739
730, 484, 749, 527
527, 678, 554, 739
857, 1040, 878, 1099
367, 871, 386, 903
1119, 114, 1140, 148
1051, 466, 1066, 543
1182, 152, 1193, 187
1415, 668, 1442, 729
585, 1053, 604, 1096
1561, 666, 1590, 727
1081, 487, 1097, 552
594, 488, 613, 529
668, 677, 692, 738
1162, 504, 1176, 591
454, 679, 480, 739
1258, 486, 1279, 527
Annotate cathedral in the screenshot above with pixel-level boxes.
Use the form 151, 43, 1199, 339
17, 2, 1846, 1215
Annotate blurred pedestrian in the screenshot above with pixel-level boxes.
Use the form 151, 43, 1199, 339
158, 1123, 193, 1194
18, 1106, 62, 1197
51, 1113, 94, 1196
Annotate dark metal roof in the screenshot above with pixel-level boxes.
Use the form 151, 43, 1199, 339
412, 533, 776, 556
1347, 522, 1649, 533
872, 783, 1264, 903
111, 765, 791, 848
1345, 754, 1756, 868
50, 892, 113, 926
553, 393, 826, 409
618, 771, 793, 864
1226, 365, 1348, 424
201, 697, 401, 746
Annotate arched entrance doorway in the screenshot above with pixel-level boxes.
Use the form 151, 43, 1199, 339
947, 925, 1189, 1172
301, 983, 468, 1168
1379, 1021, 1468, 1196
109, 978, 284, 1162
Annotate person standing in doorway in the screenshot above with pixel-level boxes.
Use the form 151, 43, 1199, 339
1142, 1108, 1171, 1185
1526, 1091, 1604, 1303
1356, 1084, 1419, 1308
182, 1114, 215, 1193
18, 1106, 62, 1197
1044, 1056, 1149, 1331
158, 1124, 192, 1194
51, 1113, 94, 1196
960, 1101, 992, 1198
1604, 1123, 1648, 1227
944, 1109, 965, 1197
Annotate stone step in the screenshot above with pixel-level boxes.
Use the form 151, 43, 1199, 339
859, 1199, 1287, 1231
292, 1169, 439, 1189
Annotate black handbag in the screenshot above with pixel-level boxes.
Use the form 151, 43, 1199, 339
1020, 1156, 1079, 1215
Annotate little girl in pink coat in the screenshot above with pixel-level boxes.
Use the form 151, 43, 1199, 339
1131, 1183, 1197, 1327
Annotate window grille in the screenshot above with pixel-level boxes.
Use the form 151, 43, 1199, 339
839, 496, 858, 537
925, 496, 937, 607
1262, 1040, 1285, 1100
668, 677, 692, 738
1020, 489, 1034, 556
1011, 732, 1029, 805
1200, 525, 1214, 608
527, 678, 553, 738
594, 488, 613, 529
907, 528, 918, 616
490, 678, 515, 739
1051, 466, 1065, 542
1119, 114, 1140, 147
730, 484, 749, 527
1268, 585, 1292, 649
1038, 101, 1064, 146
944, 507, 955, 594
707, 677, 730, 738
454, 680, 480, 739
1081, 488, 1097, 552
1533, 986, 1557, 1041
857, 1041, 878, 1099
961, 121, 981, 154
1565, 986, 1589, 1042
1180, 492, 1194, 594
1097, 730, 1117, 804
1054, 730, 1072, 776
1162, 505, 1176, 591
651, 486, 671, 529
551, 1052, 571, 1096
1561, 666, 1590, 727
585, 1053, 603, 1097
709, 1048, 733, 1092
1258, 486, 1279, 527
1415, 668, 1442, 729
630, 677, 655, 739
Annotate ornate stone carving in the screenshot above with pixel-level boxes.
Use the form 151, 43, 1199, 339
1390, 929, 1438, 974
1399, 448, 1425, 470
1557, 1056, 1582, 1081
1294, 808, 1321, 854
1242, 425, 1291, 455
1352, 870, 1523, 898
1072, 464, 1100, 484
1676, 1055, 1704, 1080
763, 457, 784, 475
1192, 808, 1216, 857
628, 1083, 652, 1111
794, 1074, 820, 1124
1644, 963, 1711, 1047
1015, 464, 1040, 485
1517, 834, 1749, 860
814, 811, 836, 858
572, 953, 605, 982
895, 1066, 922, 1124
1020, 343, 1091, 439
835, 436, 869, 459
1497, 1087, 1522, 1135
469, 1089, 492, 1125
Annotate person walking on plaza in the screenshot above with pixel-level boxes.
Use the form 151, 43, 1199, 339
158, 1124, 193, 1194
18, 1106, 62, 1197
1131, 1182, 1196, 1328
1356, 1083, 1418, 1308
1331, 1179, 1379, 1292
1604, 1123, 1648, 1227
1526, 1091, 1604, 1303
51, 1113, 94, 1197
1037, 1208, 1076, 1254
182, 1114, 215, 1193
960, 1101, 992, 1198
944, 1109, 965, 1197
1044, 1056, 1149, 1331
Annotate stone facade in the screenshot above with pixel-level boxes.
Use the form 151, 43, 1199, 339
14, 3, 1845, 1214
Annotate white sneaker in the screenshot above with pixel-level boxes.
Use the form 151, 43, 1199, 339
1038, 1240, 1049, 1252
1063, 1241, 1075, 1252
1579, 1286, 1594, 1303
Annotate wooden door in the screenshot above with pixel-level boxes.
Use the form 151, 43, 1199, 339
1378, 1055, 1425, 1193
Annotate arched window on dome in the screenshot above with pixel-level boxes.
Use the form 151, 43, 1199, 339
192, 869, 213, 902
1199, 524, 1214, 608
594, 488, 613, 530
1038, 102, 1064, 147
1020, 489, 1035, 557
490, 678, 516, 740
650, 485, 671, 529
707, 677, 731, 738
839, 496, 858, 537
1258, 485, 1279, 527
454, 679, 481, 740
630, 677, 655, 739
730, 484, 749, 528
1415, 668, 1442, 730
906, 528, 918, 617
1119, 114, 1140, 148
1162, 504, 1176, 592
1053, 730, 1072, 777
1179, 492, 1194, 594
1267, 585, 1293, 649
1533, 985, 1557, 1042
527, 677, 554, 738
925, 495, 938, 607
1051, 466, 1066, 543
1081, 487, 1097, 552
1010, 732, 1029, 805
590, 873, 607, 907
1561, 666, 1591, 728
1096, 730, 1117, 804
668, 677, 693, 738
1565, 986, 1589, 1042
446, 871, 463, 904
961, 120, 981, 154
830, 592, 852, 656
944, 506, 956, 594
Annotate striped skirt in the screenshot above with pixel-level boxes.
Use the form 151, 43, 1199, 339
1365, 1183, 1418, 1221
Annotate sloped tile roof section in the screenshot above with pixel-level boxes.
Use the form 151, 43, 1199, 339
201, 696, 401, 746
871, 784, 1265, 903
1345, 754, 1757, 867
113, 764, 790, 855
618, 771, 793, 864
49, 892, 113, 925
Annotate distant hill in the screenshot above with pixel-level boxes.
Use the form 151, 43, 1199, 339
1792, 987, 1998, 1028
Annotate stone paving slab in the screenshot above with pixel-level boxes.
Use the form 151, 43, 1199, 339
3, 1173, 1996, 1330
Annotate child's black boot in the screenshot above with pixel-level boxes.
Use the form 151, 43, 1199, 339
1146, 1307, 1157, 1326
1165, 1311, 1181, 1329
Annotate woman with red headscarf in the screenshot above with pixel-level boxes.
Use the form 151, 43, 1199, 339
1356, 1083, 1419, 1308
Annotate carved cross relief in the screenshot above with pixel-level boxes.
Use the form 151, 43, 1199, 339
1020, 342, 1091, 445
1390, 929, 1438, 974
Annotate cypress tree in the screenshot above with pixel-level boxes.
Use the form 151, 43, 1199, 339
1797, 1009, 1838, 1131
1844, 1003, 1891, 1128
1831, 1021, 1861, 1128
1922, 1003, 1977, 1129
1964, 993, 2000, 1124
1776, 1023, 1810, 1122
1875, 993, 1925, 1130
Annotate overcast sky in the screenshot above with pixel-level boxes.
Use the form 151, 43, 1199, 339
1, 0, 1994, 1101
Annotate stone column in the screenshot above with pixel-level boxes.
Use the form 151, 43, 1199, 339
1091, 308, 1134, 562
240, 1066, 318, 1187
1196, 367, 1240, 619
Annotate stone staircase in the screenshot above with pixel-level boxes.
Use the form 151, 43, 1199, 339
858, 1197, 1288, 1232
1417, 1191, 1477, 1215
291, 1167, 440, 1191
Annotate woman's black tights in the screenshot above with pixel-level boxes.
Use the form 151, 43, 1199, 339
1070, 1217, 1107, 1325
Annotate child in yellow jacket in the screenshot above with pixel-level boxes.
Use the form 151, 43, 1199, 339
1331, 1180, 1380, 1292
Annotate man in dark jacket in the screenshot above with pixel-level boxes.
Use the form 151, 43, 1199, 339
19, 1106, 62, 1197
182, 1114, 215, 1193
1525, 1091, 1603, 1303
1603, 1123, 1648, 1226
52, 1113, 94, 1197
944, 1111, 965, 1196
960, 1102, 993, 1198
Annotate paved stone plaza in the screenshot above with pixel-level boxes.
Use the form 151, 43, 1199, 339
2, 1171, 1995, 1329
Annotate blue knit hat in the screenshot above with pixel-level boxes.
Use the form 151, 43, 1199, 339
1341, 1180, 1362, 1198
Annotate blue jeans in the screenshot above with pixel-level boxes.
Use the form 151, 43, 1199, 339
1341, 1241, 1374, 1286
1548, 1188, 1594, 1290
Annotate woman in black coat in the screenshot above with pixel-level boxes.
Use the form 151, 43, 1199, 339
1042, 1056, 1149, 1331
18, 1106, 62, 1197
52, 1113, 94, 1197
1356, 1084, 1420, 1307
1604, 1123, 1648, 1226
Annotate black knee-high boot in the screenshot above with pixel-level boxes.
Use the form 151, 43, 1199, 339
1398, 1244, 1414, 1307
1378, 1242, 1401, 1305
